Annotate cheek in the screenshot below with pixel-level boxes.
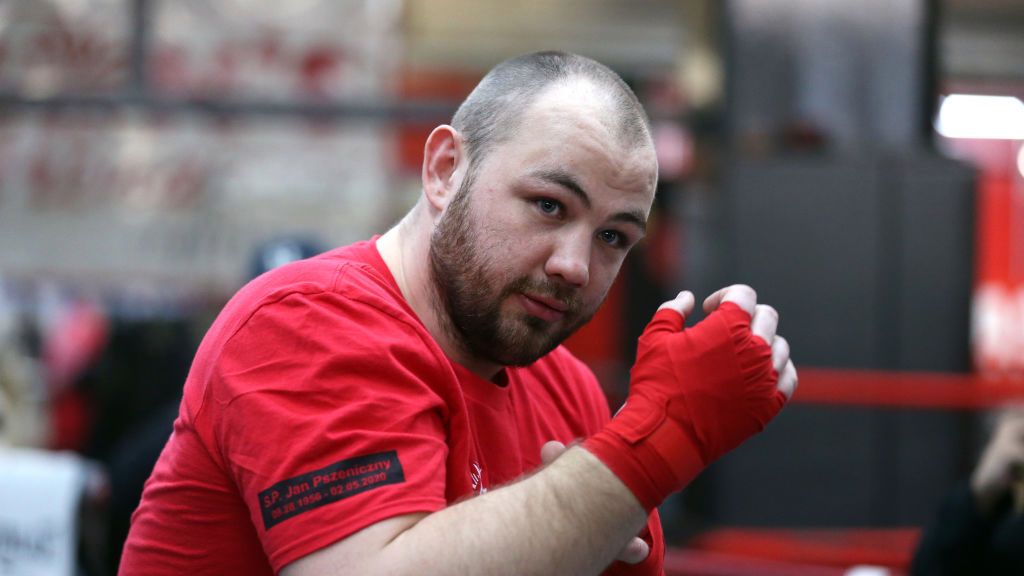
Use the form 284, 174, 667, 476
474, 235, 533, 283
585, 258, 624, 303
479, 217, 547, 265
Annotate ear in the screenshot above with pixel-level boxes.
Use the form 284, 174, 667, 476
422, 125, 465, 214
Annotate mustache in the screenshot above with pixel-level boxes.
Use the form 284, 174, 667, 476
505, 277, 583, 315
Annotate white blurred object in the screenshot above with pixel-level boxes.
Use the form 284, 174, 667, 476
972, 283, 1024, 375
935, 94, 1024, 140
0, 448, 91, 575
845, 566, 891, 576
653, 122, 693, 180
1017, 142, 1024, 179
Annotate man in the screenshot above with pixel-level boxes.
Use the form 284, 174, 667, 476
120, 51, 797, 575
912, 408, 1024, 574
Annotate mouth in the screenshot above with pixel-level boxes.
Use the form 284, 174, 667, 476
517, 293, 568, 322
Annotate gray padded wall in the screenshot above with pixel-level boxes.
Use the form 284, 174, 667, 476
691, 154, 975, 527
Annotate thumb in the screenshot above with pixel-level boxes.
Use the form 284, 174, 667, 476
540, 441, 567, 465
616, 537, 651, 565
657, 290, 695, 318
640, 291, 694, 337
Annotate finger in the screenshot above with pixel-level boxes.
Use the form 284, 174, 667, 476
991, 412, 1024, 448
643, 291, 693, 335
615, 537, 650, 565
750, 304, 779, 346
540, 441, 567, 466
657, 290, 695, 318
778, 359, 798, 400
1010, 448, 1024, 474
771, 335, 790, 373
1002, 408, 1024, 430
703, 284, 757, 316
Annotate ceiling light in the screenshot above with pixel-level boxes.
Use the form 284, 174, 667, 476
935, 94, 1024, 140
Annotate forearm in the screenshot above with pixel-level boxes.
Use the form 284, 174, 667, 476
286, 287, 791, 576
375, 447, 647, 576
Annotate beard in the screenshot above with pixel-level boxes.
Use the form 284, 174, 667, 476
428, 175, 597, 367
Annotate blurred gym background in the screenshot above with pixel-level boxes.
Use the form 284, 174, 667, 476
0, 1, 1022, 574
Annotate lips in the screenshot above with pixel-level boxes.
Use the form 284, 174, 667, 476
526, 292, 568, 312
518, 293, 568, 322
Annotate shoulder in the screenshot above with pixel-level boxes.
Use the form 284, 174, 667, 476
231, 240, 414, 331
185, 240, 447, 411
226, 239, 425, 351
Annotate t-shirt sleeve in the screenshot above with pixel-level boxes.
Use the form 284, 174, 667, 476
211, 289, 451, 572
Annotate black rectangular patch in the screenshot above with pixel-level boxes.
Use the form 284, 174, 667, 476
257, 450, 404, 530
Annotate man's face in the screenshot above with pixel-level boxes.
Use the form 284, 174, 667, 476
430, 84, 657, 367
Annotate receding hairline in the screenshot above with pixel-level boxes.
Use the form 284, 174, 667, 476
523, 76, 643, 137
450, 51, 653, 168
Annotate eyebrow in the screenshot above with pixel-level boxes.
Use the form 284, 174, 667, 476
530, 168, 648, 234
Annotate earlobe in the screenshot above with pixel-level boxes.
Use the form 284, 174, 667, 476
422, 125, 464, 213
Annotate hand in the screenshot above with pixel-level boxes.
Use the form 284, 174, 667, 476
970, 408, 1024, 514
699, 285, 798, 401
656, 285, 797, 462
541, 441, 650, 564
584, 285, 796, 511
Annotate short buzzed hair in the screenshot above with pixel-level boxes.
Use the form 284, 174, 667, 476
451, 51, 651, 170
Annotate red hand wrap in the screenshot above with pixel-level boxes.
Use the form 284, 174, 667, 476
584, 301, 786, 511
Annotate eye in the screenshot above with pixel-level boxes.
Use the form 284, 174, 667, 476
535, 198, 563, 218
598, 229, 627, 248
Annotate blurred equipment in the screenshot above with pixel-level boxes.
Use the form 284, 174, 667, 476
0, 447, 107, 576
248, 235, 326, 279
42, 299, 109, 451
0, 285, 47, 449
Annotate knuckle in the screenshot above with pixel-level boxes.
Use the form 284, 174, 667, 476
779, 381, 792, 398
734, 284, 757, 301
781, 373, 798, 396
774, 336, 789, 352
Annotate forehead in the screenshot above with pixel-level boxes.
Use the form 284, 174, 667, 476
487, 81, 658, 206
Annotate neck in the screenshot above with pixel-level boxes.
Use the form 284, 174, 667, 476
377, 205, 504, 382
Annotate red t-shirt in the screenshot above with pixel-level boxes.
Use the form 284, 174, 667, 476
120, 239, 664, 575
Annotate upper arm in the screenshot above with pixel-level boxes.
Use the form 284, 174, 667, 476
214, 290, 452, 572
281, 513, 426, 576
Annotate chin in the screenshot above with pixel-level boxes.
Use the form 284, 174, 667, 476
493, 328, 566, 366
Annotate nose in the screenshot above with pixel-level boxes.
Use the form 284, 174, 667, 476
544, 232, 590, 288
